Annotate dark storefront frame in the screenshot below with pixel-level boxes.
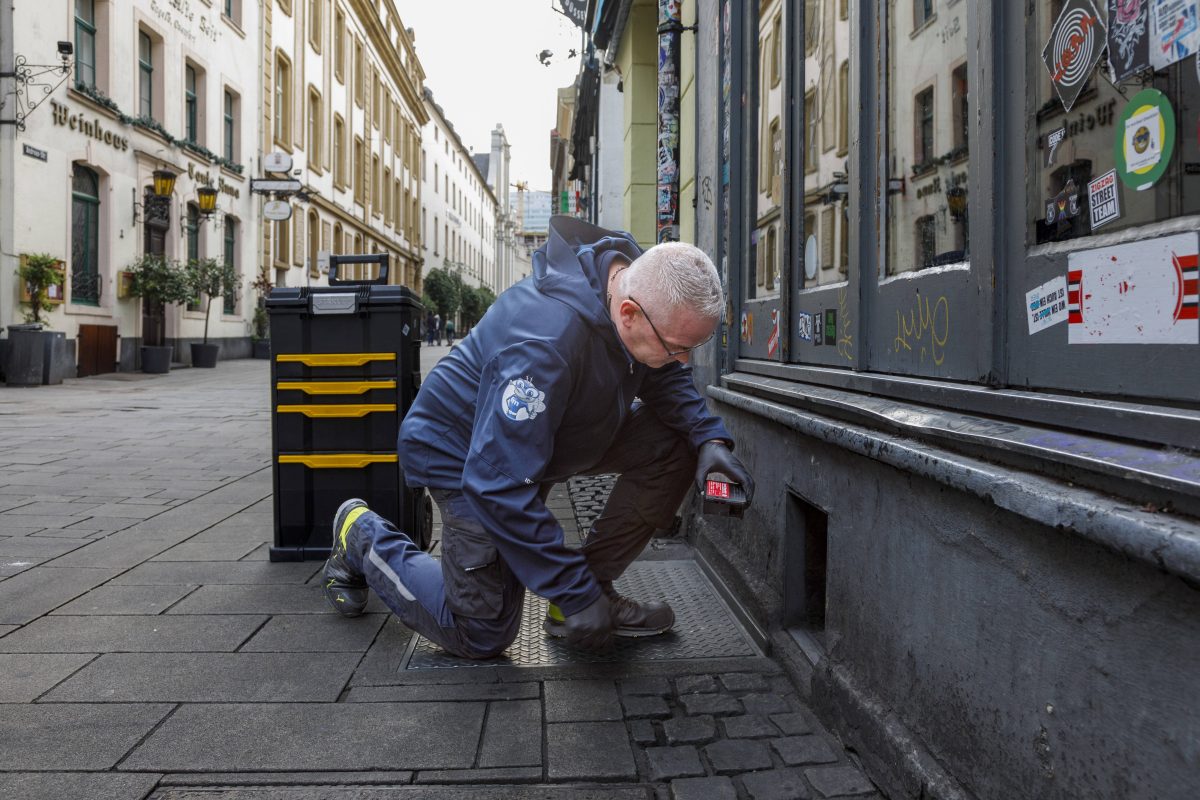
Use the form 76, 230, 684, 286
718, 0, 1199, 475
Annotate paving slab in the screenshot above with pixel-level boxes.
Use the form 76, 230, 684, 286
121, 702, 486, 772
0, 703, 172, 769
0, 653, 95, 702
0, 566, 126, 624
805, 765, 876, 797
644, 745, 705, 781
346, 681, 540, 703
241, 612, 387, 652
414, 767, 541, 784
112, 561, 318, 585
150, 541, 261, 561
740, 768, 812, 800
704, 738, 774, 774
741, 692, 796, 716
629, 718, 658, 745
771, 735, 838, 766
722, 714, 779, 739
0, 537, 89, 557
159, 772, 414, 787
167, 583, 388, 615
51, 584, 198, 615
543, 679, 622, 722
0, 772, 162, 800
620, 676, 672, 696
719, 672, 770, 692
0, 614, 267, 653
44, 651, 358, 702
671, 775, 738, 800
478, 699, 542, 767
663, 714, 717, 745
0, 625, 16, 638
679, 693, 742, 717
770, 712, 814, 736
545, 721, 636, 780
44, 536, 174, 569
147, 788, 651, 799
623, 695, 671, 719
676, 674, 719, 694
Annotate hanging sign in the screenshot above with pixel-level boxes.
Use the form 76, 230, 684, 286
1087, 169, 1122, 229
1067, 233, 1199, 344
1108, 0, 1152, 81
1149, 0, 1199, 68
1043, 0, 1107, 113
1114, 88, 1176, 190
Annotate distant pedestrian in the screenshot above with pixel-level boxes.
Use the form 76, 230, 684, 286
433, 313, 442, 346
425, 311, 436, 346
445, 318, 456, 346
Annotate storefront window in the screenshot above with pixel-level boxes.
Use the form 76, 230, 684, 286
886, 0, 970, 274
70, 164, 101, 306
752, 0, 786, 300
1027, 0, 1200, 245
224, 219, 237, 315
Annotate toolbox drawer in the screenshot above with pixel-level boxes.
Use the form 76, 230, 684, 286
272, 454, 402, 555
274, 402, 400, 452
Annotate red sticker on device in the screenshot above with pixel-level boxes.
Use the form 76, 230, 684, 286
706, 480, 731, 499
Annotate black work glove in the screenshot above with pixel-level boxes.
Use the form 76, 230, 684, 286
695, 440, 756, 509
564, 592, 616, 651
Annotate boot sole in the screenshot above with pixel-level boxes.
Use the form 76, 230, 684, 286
542, 618, 674, 639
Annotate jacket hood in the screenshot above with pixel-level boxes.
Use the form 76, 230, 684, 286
533, 216, 643, 331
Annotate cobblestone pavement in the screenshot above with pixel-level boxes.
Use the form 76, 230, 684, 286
0, 354, 882, 800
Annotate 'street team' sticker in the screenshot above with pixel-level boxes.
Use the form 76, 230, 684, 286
1108, 0, 1152, 81
1067, 232, 1199, 344
1087, 169, 1122, 229
1150, 0, 1199, 68
1043, 0, 1108, 112
1115, 88, 1176, 190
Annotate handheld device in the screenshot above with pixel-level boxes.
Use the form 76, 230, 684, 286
700, 471, 748, 518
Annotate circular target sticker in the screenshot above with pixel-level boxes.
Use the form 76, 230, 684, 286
1114, 88, 1175, 191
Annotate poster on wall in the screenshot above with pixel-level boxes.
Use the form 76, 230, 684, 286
1043, 0, 1108, 112
1108, 0, 1152, 81
1066, 233, 1199, 344
1150, 0, 1199, 68
1114, 89, 1176, 190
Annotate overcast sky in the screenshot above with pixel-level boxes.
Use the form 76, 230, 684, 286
396, 1, 586, 193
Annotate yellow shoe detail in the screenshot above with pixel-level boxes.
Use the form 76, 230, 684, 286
339, 506, 369, 549
547, 603, 566, 623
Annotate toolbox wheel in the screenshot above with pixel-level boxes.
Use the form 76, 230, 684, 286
417, 490, 434, 552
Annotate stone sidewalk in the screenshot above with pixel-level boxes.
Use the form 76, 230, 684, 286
0, 354, 882, 800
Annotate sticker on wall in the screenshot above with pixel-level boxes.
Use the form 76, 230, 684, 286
1087, 169, 1122, 229
1046, 179, 1083, 232
1046, 127, 1068, 166
1108, 0, 1152, 81
814, 313, 825, 346
1043, 0, 1108, 113
823, 309, 838, 346
1115, 89, 1176, 190
1026, 276, 1070, 334
1149, 0, 1199, 68
767, 310, 780, 357
798, 312, 813, 342
740, 311, 753, 344
1067, 232, 1199, 344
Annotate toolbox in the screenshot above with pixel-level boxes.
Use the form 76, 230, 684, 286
266, 254, 432, 561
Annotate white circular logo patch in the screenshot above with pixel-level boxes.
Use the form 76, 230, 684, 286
501, 378, 547, 421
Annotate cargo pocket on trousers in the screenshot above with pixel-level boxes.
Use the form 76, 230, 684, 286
442, 527, 506, 620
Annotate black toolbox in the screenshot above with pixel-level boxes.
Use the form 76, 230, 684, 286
266, 254, 432, 561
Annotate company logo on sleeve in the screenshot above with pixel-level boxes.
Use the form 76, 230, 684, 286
501, 378, 547, 421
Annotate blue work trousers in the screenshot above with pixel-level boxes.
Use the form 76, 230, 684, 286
349, 403, 697, 658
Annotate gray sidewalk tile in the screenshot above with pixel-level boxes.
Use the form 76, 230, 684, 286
623, 695, 671, 719
644, 745, 705, 781
0, 772, 162, 800
51, 584, 199, 615
804, 765, 876, 797
43, 651, 359, 702
740, 768, 812, 800
0, 566, 125, 625
3, 501, 102, 516
0, 614, 267, 652
620, 676, 672, 696
770, 712, 814, 736
741, 692, 797, 716
158, 771, 413, 787
151, 788, 650, 799
719, 672, 770, 692
151, 541, 261, 561
545, 721, 636, 780
112, 561, 318, 585
704, 738, 774, 774
543, 679, 622, 722
663, 714, 717, 745
0, 537, 89, 557
671, 776, 738, 800
679, 693, 742, 717
771, 735, 838, 766
121, 702, 486, 772
629, 718, 657, 745
0, 703, 172, 770
722, 714, 779, 739
415, 767, 541, 784
346, 682, 540, 703
64, 503, 162, 519
0, 625, 16, 638
478, 699, 542, 767
167, 584, 389, 615
0, 653, 95, 702
241, 613, 387, 652
45, 535, 174, 569
676, 675, 719, 694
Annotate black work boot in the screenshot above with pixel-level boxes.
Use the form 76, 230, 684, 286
601, 581, 675, 637
323, 498, 369, 617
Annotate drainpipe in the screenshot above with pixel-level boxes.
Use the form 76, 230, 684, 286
656, 0, 684, 243
0, 0, 14, 331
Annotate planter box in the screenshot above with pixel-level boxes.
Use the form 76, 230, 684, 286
252, 339, 271, 359
140, 345, 172, 374
5, 325, 44, 386
191, 342, 219, 368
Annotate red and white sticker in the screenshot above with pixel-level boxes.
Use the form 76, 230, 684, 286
706, 480, 731, 499
767, 309, 780, 357
1067, 232, 1199, 344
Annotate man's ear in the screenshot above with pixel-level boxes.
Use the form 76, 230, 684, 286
617, 299, 639, 326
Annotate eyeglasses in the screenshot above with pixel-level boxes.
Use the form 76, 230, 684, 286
627, 296, 715, 358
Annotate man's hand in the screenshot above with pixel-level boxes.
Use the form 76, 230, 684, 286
695, 440, 755, 509
564, 592, 616, 650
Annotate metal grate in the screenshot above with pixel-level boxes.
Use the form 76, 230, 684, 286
567, 473, 617, 538
404, 560, 759, 669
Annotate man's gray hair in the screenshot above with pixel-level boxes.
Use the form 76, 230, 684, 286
619, 242, 725, 321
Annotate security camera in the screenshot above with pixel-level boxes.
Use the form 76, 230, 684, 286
57, 41, 74, 57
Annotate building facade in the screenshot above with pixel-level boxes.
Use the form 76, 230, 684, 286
419, 88, 497, 293
0, 0, 261, 373
260, 0, 426, 295
472, 124, 524, 289
576, 1, 1200, 799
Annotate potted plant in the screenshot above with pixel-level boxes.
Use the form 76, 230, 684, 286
6, 253, 66, 387
185, 257, 239, 368
125, 254, 191, 373
250, 269, 273, 359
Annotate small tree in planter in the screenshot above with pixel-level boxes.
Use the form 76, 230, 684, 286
6, 254, 65, 386
125, 254, 191, 373
185, 257, 240, 367
249, 269, 273, 359
16, 253, 61, 326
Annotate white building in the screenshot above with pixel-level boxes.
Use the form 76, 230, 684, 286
0, 0, 261, 372
472, 124, 523, 289
420, 88, 496, 293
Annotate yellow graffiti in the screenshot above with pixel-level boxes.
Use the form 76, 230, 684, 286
893, 294, 950, 365
837, 286, 854, 362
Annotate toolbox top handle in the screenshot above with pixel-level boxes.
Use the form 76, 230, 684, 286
328, 253, 389, 285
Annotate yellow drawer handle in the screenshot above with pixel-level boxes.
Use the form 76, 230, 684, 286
276, 353, 395, 367
276, 403, 397, 418
277, 380, 397, 395
278, 453, 398, 469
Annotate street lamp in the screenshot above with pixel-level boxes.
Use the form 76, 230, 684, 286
197, 186, 219, 215
152, 169, 178, 197
133, 168, 179, 224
